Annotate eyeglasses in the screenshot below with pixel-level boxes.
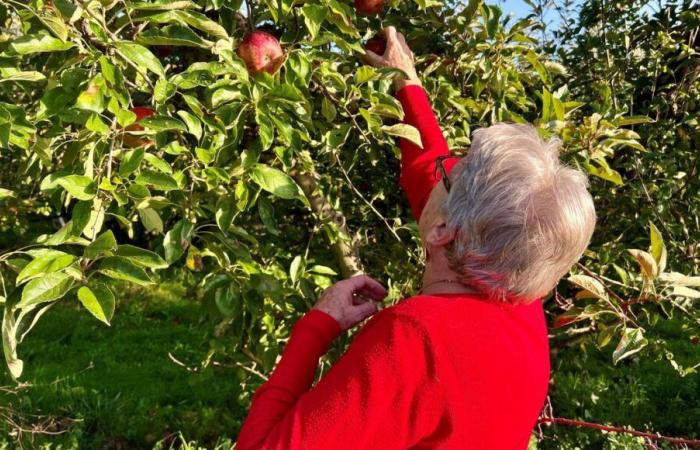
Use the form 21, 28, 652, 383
435, 155, 458, 193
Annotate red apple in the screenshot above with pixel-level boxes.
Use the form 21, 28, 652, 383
123, 107, 155, 148
365, 36, 386, 55
236, 31, 285, 75
354, 0, 384, 16
130, 107, 155, 124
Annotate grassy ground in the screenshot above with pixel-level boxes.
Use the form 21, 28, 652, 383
0, 283, 241, 449
1, 283, 699, 449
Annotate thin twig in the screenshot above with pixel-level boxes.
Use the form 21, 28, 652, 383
539, 416, 700, 447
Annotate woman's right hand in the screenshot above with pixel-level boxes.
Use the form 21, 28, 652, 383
362, 26, 422, 91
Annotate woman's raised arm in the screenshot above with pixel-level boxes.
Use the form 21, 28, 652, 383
363, 27, 459, 222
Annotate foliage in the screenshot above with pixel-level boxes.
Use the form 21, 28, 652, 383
0, 0, 698, 446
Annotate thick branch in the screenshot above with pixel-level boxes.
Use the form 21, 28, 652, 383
291, 166, 362, 279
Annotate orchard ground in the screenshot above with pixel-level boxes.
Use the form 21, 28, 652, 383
1, 280, 698, 450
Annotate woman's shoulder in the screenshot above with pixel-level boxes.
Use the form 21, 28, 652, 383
377, 293, 547, 331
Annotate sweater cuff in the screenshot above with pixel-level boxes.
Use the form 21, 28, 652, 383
292, 309, 342, 351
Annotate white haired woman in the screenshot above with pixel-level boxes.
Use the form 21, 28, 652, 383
236, 26, 596, 449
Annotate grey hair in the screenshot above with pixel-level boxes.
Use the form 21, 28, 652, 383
444, 123, 596, 304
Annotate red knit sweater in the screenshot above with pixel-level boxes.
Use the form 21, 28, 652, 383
236, 85, 551, 449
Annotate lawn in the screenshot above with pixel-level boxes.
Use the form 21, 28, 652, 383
0, 283, 240, 449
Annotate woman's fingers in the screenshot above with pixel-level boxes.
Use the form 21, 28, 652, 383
351, 301, 379, 323
346, 274, 388, 299
362, 49, 384, 67
384, 26, 398, 43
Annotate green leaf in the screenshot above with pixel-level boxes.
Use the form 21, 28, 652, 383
670, 285, 700, 299
163, 220, 194, 263
0, 70, 47, 83
77, 283, 115, 325
257, 196, 279, 235
119, 148, 145, 176
129, 0, 200, 10
115, 244, 168, 269
355, 66, 377, 84
215, 194, 235, 232
585, 159, 624, 186
115, 41, 166, 78
10, 31, 74, 54
16, 250, 75, 284
85, 230, 117, 259
57, 175, 97, 200
135, 171, 179, 191
255, 107, 274, 150
617, 115, 653, 126
301, 5, 328, 39
0, 188, 14, 200
381, 124, 423, 148
613, 328, 648, 364
289, 255, 303, 283
175, 10, 228, 40
137, 25, 210, 49
309, 265, 337, 275
568, 274, 608, 300
19, 272, 74, 307
98, 257, 153, 286
3, 307, 24, 379
75, 76, 106, 113
86, 113, 110, 134
649, 222, 667, 274
139, 116, 188, 132
138, 207, 164, 233
461, 0, 482, 20
249, 164, 302, 200
177, 110, 202, 140
628, 249, 658, 281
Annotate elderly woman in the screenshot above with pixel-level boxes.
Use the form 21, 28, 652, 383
236, 27, 596, 449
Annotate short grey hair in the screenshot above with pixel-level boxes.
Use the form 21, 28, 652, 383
444, 123, 596, 304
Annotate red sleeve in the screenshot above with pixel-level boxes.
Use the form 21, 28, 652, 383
394, 84, 459, 222
235, 308, 446, 450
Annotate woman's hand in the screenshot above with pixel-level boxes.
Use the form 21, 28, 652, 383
362, 26, 422, 91
313, 275, 388, 331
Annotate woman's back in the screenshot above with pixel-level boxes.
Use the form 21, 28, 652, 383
386, 294, 550, 449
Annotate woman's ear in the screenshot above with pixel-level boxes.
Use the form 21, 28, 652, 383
425, 217, 456, 248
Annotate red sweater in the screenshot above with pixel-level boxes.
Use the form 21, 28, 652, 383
236, 84, 551, 449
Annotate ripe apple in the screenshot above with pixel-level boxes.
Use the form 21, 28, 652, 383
123, 107, 155, 148
354, 0, 384, 16
365, 36, 386, 55
236, 31, 285, 75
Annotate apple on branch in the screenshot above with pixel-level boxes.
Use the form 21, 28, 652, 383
365, 35, 387, 56
236, 31, 286, 75
122, 107, 155, 148
355, 0, 384, 16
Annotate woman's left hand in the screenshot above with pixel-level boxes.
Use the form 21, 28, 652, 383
313, 275, 388, 331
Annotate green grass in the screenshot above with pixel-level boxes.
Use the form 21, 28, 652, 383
2, 283, 699, 449
0, 282, 242, 449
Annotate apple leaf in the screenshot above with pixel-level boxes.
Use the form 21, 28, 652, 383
249, 164, 302, 200
381, 124, 423, 148
115, 245, 168, 269
115, 41, 166, 78
77, 283, 116, 325
57, 175, 97, 200
98, 257, 153, 286
19, 272, 74, 307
